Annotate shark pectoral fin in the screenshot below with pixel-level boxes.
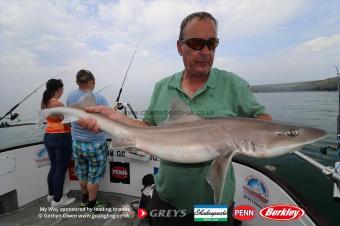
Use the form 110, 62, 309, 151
110, 136, 136, 149
206, 152, 235, 205
69, 93, 97, 109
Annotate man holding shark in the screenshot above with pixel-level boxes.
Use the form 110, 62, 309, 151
78, 12, 272, 225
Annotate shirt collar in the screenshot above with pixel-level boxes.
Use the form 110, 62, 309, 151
168, 68, 217, 89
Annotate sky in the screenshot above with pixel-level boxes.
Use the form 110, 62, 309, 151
0, 0, 339, 121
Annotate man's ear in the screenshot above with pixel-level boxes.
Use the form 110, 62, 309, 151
177, 40, 183, 56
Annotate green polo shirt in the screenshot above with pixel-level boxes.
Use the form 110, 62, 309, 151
143, 68, 266, 213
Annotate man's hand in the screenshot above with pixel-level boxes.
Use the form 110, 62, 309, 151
77, 105, 125, 132
77, 105, 148, 132
86, 105, 125, 121
256, 114, 272, 121
77, 117, 101, 132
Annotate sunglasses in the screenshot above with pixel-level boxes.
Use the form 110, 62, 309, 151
180, 38, 219, 50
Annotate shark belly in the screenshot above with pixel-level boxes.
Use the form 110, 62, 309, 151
135, 127, 235, 163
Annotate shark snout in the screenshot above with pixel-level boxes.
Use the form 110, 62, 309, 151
299, 127, 327, 144
259, 126, 327, 158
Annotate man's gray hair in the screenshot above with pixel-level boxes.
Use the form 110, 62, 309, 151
179, 12, 218, 40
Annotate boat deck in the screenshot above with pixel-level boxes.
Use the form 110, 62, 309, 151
0, 190, 149, 226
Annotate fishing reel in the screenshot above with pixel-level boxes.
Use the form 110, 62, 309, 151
334, 162, 340, 202
115, 102, 125, 111
114, 102, 127, 116
114, 102, 138, 119
0, 113, 20, 128
320, 145, 336, 155
319, 144, 340, 201
7, 113, 19, 121
0, 112, 19, 123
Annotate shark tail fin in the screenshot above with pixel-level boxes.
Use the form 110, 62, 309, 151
36, 109, 49, 129
36, 109, 79, 129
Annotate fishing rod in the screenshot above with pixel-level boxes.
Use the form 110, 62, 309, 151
0, 70, 66, 123
335, 65, 340, 201
95, 84, 114, 95
295, 65, 340, 202
319, 66, 340, 156
115, 38, 142, 111
335, 65, 340, 161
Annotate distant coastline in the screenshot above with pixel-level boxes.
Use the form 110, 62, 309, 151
250, 77, 337, 93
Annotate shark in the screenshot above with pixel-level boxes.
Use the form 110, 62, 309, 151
38, 94, 327, 204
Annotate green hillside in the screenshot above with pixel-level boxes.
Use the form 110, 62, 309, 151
251, 77, 338, 93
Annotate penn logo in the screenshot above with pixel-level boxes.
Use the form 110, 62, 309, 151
112, 166, 129, 179
259, 204, 305, 221
233, 205, 256, 221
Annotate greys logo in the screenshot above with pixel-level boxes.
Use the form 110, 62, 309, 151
149, 209, 187, 218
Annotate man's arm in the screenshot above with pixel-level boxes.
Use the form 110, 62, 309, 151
77, 105, 149, 132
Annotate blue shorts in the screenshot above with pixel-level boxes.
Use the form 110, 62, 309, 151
72, 140, 107, 184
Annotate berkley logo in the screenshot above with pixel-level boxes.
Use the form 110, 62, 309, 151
112, 166, 129, 179
259, 204, 305, 221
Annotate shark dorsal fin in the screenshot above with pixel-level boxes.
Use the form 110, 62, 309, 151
69, 93, 97, 109
159, 96, 201, 126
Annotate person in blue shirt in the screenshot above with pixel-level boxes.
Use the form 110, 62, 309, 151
66, 69, 109, 210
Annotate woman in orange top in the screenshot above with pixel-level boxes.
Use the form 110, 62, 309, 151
41, 79, 75, 207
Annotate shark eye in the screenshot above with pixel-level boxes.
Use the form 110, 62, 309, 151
284, 129, 299, 137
